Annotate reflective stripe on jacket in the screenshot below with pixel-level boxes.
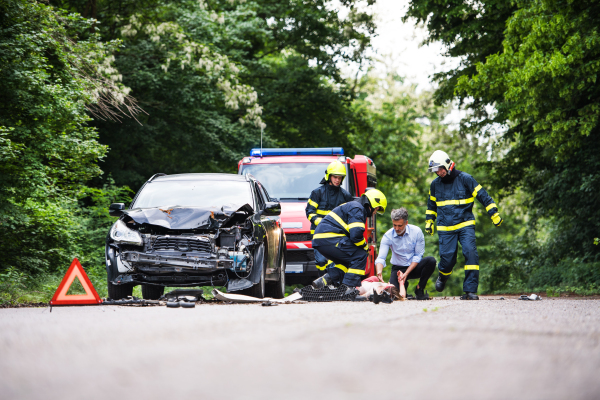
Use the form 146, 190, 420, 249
305, 184, 354, 234
426, 170, 498, 231
312, 201, 367, 248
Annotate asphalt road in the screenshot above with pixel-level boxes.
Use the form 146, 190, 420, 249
1, 297, 599, 400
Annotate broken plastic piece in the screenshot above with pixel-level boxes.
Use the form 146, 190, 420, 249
519, 294, 542, 301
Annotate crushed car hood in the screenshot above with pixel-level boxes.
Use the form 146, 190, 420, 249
123, 204, 254, 230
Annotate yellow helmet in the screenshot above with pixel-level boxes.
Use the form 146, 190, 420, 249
363, 189, 387, 215
324, 161, 347, 182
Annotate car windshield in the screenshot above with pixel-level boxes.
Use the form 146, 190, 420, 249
132, 180, 253, 209
239, 163, 349, 200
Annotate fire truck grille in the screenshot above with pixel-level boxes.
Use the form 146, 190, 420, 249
153, 237, 212, 253
287, 250, 315, 263
286, 233, 313, 242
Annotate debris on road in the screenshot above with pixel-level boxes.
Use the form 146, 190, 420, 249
519, 294, 542, 301
102, 297, 161, 306
211, 289, 303, 304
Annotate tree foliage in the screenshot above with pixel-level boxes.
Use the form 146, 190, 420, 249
56, 0, 376, 190
406, 0, 600, 290
0, 0, 133, 275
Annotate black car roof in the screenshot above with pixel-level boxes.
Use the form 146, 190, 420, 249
150, 173, 249, 182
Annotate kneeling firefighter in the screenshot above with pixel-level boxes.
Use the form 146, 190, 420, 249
305, 161, 354, 275
311, 189, 387, 289
426, 150, 503, 300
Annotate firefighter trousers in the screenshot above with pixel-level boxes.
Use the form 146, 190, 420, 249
313, 248, 330, 277
313, 237, 368, 287
438, 226, 479, 293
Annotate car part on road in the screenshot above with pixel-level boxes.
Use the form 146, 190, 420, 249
519, 294, 542, 301
211, 289, 302, 304
299, 284, 359, 302
166, 301, 180, 308
261, 301, 278, 306
102, 297, 160, 306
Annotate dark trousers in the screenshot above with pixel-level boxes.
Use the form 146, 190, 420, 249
313, 248, 329, 277
389, 256, 436, 291
438, 226, 479, 293
313, 238, 368, 287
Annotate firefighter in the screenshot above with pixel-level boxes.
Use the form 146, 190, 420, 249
305, 160, 354, 275
426, 150, 503, 300
311, 189, 387, 289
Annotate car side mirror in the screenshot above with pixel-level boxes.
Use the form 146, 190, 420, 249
262, 201, 281, 216
109, 203, 126, 217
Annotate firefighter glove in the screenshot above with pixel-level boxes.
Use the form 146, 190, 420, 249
425, 220, 435, 236
492, 213, 503, 227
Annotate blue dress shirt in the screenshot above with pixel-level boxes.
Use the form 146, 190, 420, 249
375, 224, 425, 268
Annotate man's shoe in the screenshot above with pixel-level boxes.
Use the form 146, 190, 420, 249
415, 287, 430, 300
460, 292, 479, 300
311, 273, 330, 289
435, 274, 449, 292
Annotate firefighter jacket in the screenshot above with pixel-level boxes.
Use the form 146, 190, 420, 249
312, 201, 368, 250
426, 169, 499, 232
305, 183, 354, 234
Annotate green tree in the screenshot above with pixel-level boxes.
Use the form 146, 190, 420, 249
57, 0, 376, 190
0, 0, 134, 277
406, 0, 600, 290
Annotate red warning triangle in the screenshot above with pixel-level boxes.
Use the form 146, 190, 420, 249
50, 258, 103, 305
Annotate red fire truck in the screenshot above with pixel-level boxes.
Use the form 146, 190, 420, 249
238, 148, 378, 285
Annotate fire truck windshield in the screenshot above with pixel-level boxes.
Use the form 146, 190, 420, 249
240, 163, 349, 201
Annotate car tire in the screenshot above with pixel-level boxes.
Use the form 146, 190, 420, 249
241, 246, 266, 298
107, 280, 133, 300
266, 252, 286, 299
141, 284, 165, 300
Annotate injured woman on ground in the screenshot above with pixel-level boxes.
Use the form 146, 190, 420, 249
357, 276, 405, 301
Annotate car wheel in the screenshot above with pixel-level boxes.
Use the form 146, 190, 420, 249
141, 284, 164, 300
241, 246, 266, 298
267, 252, 286, 299
107, 280, 133, 300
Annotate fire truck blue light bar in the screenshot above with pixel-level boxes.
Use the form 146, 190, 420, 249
250, 148, 344, 157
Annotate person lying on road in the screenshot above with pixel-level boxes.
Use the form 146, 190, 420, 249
358, 276, 405, 301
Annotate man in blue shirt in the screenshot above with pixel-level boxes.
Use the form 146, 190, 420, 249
375, 208, 436, 300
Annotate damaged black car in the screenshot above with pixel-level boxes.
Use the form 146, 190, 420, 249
105, 173, 286, 300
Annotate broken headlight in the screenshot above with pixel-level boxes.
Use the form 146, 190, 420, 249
110, 220, 143, 246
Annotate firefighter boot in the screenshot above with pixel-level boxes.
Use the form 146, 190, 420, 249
435, 273, 449, 292
460, 292, 479, 300
311, 273, 331, 290
415, 287, 430, 300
